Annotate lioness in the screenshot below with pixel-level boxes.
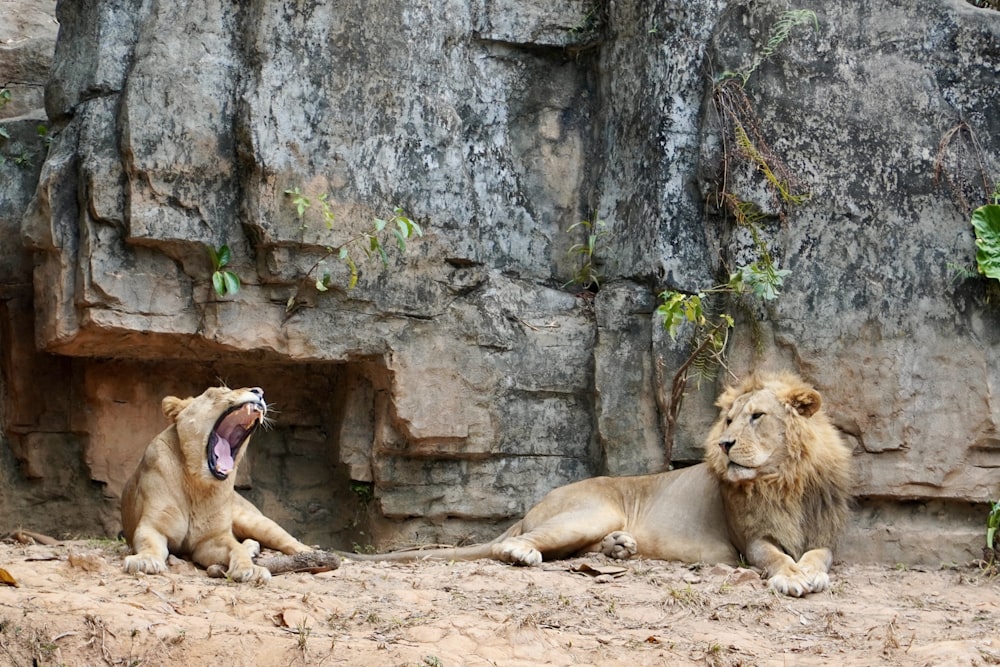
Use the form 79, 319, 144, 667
121, 386, 312, 582
352, 371, 852, 597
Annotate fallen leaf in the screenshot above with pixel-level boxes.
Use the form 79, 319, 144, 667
0, 567, 19, 587
275, 608, 315, 631
569, 563, 628, 578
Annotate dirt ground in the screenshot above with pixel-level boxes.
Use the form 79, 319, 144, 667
0, 540, 998, 667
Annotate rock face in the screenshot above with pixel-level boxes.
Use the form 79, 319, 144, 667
2, 0, 1000, 563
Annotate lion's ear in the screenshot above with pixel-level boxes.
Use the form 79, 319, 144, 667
162, 396, 193, 421
784, 387, 822, 417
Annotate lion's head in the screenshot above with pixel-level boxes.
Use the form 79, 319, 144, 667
163, 386, 267, 482
702, 371, 852, 571
704, 371, 843, 487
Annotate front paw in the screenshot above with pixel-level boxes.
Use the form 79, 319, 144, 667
492, 539, 543, 566
768, 568, 829, 597
600, 531, 638, 560
124, 553, 167, 575
227, 563, 271, 584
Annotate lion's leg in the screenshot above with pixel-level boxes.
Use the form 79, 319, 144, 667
747, 540, 832, 597
493, 510, 626, 566
232, 494, 312, 555
123, 523, 170, 575
191, 533, 271, 584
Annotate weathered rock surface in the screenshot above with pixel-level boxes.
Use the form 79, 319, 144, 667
1, 0, 999, 565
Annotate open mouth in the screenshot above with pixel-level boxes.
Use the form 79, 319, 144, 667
207, 401, 265, 480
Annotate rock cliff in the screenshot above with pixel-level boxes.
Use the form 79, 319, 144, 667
2, 0, 999, 563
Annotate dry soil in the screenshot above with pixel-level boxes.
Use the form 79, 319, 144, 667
0, 540, 998, 666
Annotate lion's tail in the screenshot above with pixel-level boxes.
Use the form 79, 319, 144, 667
338, 522, 523, 563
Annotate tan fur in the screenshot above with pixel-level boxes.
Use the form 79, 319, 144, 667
353, 371, 851, 597
120, 387, 311, 583
702, 371, 852, 595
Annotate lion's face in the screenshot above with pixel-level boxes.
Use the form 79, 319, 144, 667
704, 374, 822, 484
163, 386, 267, 482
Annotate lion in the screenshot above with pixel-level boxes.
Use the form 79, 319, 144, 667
120, 386, 312, 583
350, 371, 852, 597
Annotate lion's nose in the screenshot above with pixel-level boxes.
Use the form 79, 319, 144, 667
719, 439, 735, 454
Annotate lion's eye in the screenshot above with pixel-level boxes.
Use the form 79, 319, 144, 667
725, 417, 733, 426
751, 412, 765, 421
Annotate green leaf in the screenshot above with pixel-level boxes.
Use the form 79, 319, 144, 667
284, 187, 310, 217
315, 275, 329, 292
223, 270, 240, 295
395, 217, 412, 239
207, 245, 220, 270
373, 217, 387, 232
656, 291, 688, 340
217, 245, 231, 268
338, 246, 349, 260
392, 228, 407, 251
0, 126, 10, 140
738, 261, 790, 301
212, 271, 225, 296
972, 204, 1000, 281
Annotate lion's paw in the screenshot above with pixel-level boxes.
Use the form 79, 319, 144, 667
227, 563, 272, 584
804, 570, 830, 594
600, 531, 638, 560
492, 539, 543, 567
124, 553, 167, 576
768, 569, 828, 597
241, 539, 262, 559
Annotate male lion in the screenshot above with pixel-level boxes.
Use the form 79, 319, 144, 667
121, 386, 312, 582
353, 371, 852, 597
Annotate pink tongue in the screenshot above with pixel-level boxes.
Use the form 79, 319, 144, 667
214, 438, 235, 474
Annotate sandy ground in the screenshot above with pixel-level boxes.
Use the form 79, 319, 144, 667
0, 540, 998, 667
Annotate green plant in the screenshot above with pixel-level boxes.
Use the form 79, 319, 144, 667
971, 184, 1000, 282
0, 90, 51, 168
208, 244, 241, 297
568, 3, 605, 44
350, 481, 374, 505
284, 188, 422, 298
10, 149, 30, 167
285, 185, 311, 218
655, 259, 788, 449
653, 9, 814, 461
564, 218, 608, 290
37, 124, 51, 147
720, 9, 818, 86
